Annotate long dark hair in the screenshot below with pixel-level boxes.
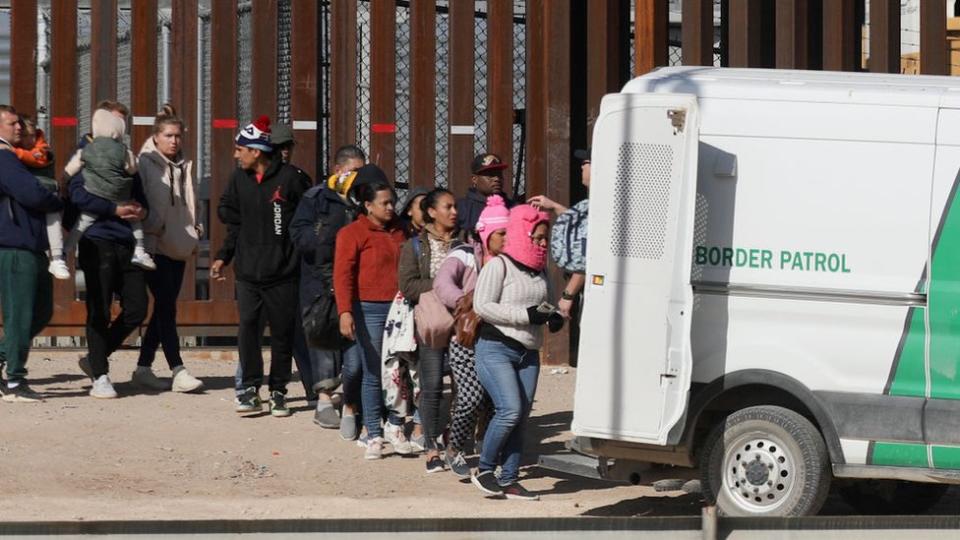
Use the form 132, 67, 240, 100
354, 180, 396, 215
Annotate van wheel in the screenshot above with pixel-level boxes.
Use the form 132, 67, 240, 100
837, 480, 948, 515
700, 405, 831, 516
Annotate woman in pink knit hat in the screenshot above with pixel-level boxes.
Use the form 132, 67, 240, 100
433, 194, 509, 478
469, 203, 564, 500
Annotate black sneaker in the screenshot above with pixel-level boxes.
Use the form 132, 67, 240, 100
426, 455, 445, 474
235, 387, 262, 413
270, 391, 291, 417
445, 450, 471, 479
502, 482, 539, 501
2, 382, 44, 403
471, 470, 503, 496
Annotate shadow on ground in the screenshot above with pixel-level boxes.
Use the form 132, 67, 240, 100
582, 492, 703, 517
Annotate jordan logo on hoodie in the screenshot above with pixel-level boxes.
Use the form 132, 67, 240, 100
270, 186, 286, 236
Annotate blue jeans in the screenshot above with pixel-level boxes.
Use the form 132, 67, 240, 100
474, 338, 540, 486
341, 301, 391, 438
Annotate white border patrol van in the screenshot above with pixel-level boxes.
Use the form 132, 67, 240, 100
569, 67, 960, 516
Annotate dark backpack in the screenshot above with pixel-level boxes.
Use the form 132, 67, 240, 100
303, 289, 343, 349
550, 199, 589, 273
301, 186, 351, 349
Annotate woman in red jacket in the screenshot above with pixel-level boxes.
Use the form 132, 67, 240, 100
333, 178, 406, 460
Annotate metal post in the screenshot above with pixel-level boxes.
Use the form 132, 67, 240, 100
682, 0, 714, 66
635, 0, 667, 75
369, 0, 396, 179
447, 0, 475, 198
10, 0, 38, 117
291, 0, 319, 181
50, 0, 79, 320
921, 0, 948, 75
209, 0, 238, 301
487, 0, 513, 188
869, 0, 900, 74
90, 0, 118, 109
775, 0, 809, 69
329, 0, 357, 163
409, 0, 436, 189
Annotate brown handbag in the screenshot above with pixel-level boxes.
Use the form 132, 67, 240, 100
454, 310, 482, 349
453, 290, 482, 349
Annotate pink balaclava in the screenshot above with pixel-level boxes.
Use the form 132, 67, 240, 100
475, 194, 510, 260
503, 203, 550, 271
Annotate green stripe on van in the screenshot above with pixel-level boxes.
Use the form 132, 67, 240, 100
874, 173, 960, 467
871, 442, 928, 467
932, 446, 960, 469
928, 186, 960, 399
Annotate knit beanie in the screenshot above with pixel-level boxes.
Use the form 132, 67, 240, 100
503, 203, 550, 271
235, 115, 272, 152
475, 194, 510, 253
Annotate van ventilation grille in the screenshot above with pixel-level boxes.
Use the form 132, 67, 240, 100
611, 142, 674, 260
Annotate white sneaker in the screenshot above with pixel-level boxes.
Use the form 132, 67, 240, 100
131, 366, 168, 391
365, 437, 384, 460
90, 375, 117, 399
384, 423, 414, 455
131, 250, 157, 270
171, 366, 204, 393
410, 433, 426, 453
48, 259, 71, 280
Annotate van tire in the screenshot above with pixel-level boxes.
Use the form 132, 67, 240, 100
700, 405, 831, 516
837, 480, 948, 515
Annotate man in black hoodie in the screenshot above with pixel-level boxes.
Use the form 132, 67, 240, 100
211, 116, 309, 417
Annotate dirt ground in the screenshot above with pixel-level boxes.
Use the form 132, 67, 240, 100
1, 350, 704, 522
5, 349, 957, 522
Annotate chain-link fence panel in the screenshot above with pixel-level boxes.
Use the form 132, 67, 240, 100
237, 2, 252, 128
0, 10, 8, 104
199, 8, 212, 184
76, 9, 91, 136
277, 0, 292, 125
158, 11, 170, 106
434, 1, 450, 188
318, 0, 331, 173
116, 9, 131, 114
473, 10, 488, 157
356, 1, 371, 166
395, 5, 411, 188
512, 3, 526, 198
669, 25, 682, 66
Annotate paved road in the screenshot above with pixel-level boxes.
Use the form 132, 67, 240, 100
3, 516, 960, 540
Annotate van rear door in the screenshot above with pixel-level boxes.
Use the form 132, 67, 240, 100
572, 93, 699, 446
